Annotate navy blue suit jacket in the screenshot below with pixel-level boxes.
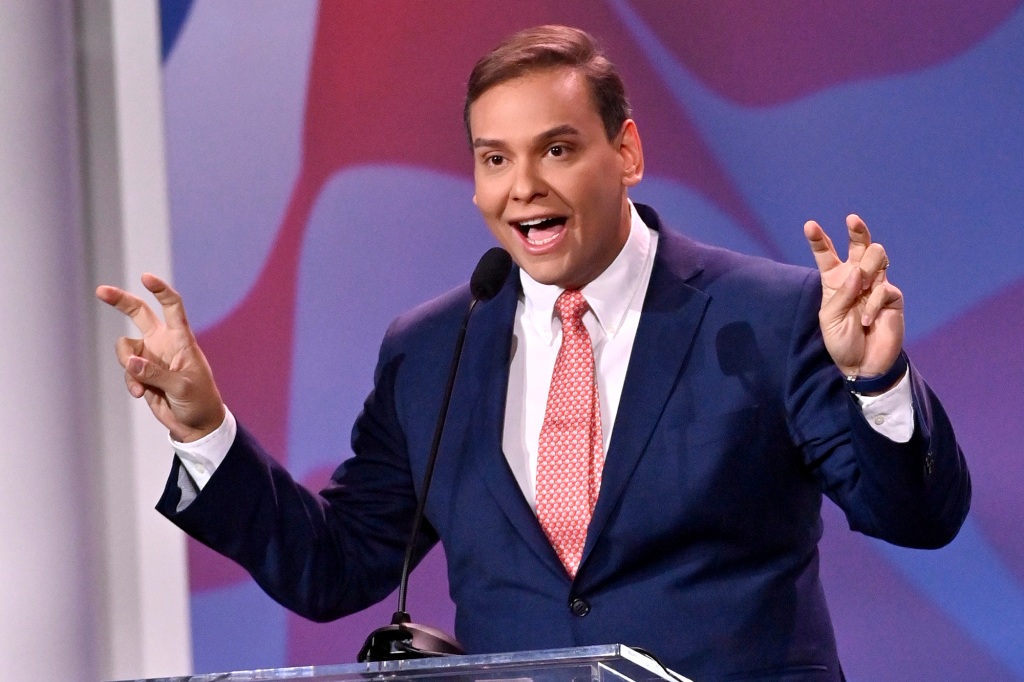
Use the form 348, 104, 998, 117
160, 206, 970, 682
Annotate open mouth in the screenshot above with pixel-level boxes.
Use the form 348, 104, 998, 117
513, 216, 568, 246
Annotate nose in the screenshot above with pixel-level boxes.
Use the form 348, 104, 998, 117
510, 159, 546, 202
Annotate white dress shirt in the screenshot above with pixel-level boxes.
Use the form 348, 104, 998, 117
173, 202, 913, 495
503, 203, 656, 508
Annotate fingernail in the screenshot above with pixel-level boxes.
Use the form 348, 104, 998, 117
861, 314, 871, 326
127, 356, 144, 376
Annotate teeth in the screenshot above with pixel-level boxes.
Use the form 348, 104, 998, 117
519, 218, 548, 227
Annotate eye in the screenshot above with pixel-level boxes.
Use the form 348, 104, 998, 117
483, 154, 506, 168
547, 145, 566, 157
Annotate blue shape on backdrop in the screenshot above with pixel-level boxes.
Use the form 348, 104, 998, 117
631, 176, 770, 259
190, 581, 287, 674
159, 0, 195, 62
288, 165, 496, 482
875, 519, 1024, 677
161, 0, 317, 332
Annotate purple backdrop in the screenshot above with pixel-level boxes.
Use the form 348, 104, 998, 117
160, 1, 1024, 679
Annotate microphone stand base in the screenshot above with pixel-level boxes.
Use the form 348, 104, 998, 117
357, 622, 465, 662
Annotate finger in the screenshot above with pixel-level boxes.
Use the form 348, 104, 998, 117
96, 284, 162, 335
859, 243, 889, 289
123, 353, 184, 396
114, 336, 145, 366
846, 214, 872, 264
123, 370, 147, 399
861, 282, 904, 327
95, 284, 121, 305
141, 273, 191, 331
804, 220, 842, 273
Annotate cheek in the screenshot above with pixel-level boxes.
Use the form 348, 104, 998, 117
472, 182, 505, 220
484, 220, 508, 245
478, 206, 515, 249
565, 160, 616, 205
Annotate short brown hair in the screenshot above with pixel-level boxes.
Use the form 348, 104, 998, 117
464, 25, 632, 145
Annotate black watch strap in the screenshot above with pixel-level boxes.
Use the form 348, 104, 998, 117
846, 350, 909, 394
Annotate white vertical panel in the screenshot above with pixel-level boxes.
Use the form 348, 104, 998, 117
81, 0, 193, 678
0, 0, 191, 678
0, 2, 98, 680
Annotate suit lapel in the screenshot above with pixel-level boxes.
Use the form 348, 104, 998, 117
446, 222, 713, 580
446, 271, 568, 578
581, 228, 710, 567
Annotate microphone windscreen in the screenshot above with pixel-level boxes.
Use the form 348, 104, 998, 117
469, 248, 513, 302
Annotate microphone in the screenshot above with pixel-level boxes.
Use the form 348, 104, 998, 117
470, 247, 514, 301
358, 248, 513, 662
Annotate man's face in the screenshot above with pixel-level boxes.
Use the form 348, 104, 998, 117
469, 67, 643, 290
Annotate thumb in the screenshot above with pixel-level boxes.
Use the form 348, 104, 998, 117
126, 355, 181, 394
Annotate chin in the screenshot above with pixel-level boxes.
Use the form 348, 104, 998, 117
520, 264, 567, 287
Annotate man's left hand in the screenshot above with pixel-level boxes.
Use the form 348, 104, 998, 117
804, 214, 904, 379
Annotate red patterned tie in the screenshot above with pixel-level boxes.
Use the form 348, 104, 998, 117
536, 290, 605, 578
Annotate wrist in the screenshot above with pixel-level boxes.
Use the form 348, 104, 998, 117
172, 404, 227, 443
846, 350, 908, 396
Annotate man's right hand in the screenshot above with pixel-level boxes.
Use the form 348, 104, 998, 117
96, 273, 225, 443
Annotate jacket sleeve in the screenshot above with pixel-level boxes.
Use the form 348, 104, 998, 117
785, 271, 971, 548
156, 322, 437, 622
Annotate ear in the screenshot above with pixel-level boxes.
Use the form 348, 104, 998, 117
472, 194, 478, 206
617, 119, 644, 187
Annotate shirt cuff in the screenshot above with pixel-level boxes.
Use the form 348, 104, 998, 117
854, 368, 914, 443
170, 407, 237, 491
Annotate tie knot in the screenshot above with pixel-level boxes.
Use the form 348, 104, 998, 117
555, 290, 589, 324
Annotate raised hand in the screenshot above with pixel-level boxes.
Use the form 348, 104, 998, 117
804, 215, 905, 382
96, 273, 225, 442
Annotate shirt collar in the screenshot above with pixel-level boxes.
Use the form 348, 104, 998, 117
520, 201, 653, 344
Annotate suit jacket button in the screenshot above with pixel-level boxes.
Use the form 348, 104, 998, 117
570, 598, 590, 617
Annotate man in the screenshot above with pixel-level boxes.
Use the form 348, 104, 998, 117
97, 25, 969, 682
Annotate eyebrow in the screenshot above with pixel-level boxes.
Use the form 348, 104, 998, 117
472, 124, 583, 149
537, 124, 581, 143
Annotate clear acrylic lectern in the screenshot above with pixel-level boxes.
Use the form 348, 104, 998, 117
116, 644, 692, 682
